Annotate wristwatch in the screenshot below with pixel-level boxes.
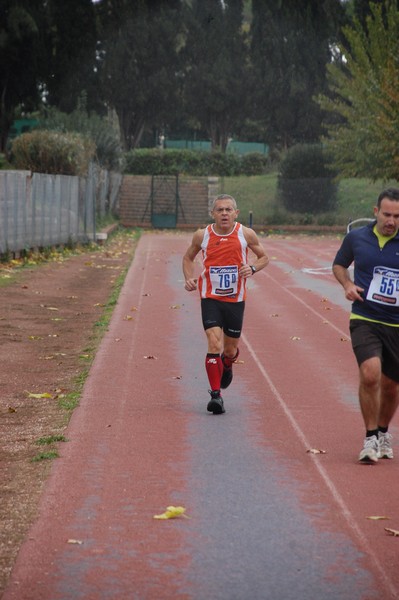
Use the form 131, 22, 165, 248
250, 265, 256, 275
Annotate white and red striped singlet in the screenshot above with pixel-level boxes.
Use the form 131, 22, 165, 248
198, 222, 248, 303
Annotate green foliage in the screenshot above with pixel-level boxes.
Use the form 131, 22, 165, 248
11, 130, 95, 175
182, 0, 250, 151
250, 0, 345, 147
318, 0, 399, 181
277, 144, 338, 213
97, 1, 184, 150
123, 149, 269, 176
37, 104, 122, 170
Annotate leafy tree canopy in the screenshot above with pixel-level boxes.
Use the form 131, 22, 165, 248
318, 0, 399, 180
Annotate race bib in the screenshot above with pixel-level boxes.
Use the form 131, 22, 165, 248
366, 266, 399, 306
210, 265, 238, 296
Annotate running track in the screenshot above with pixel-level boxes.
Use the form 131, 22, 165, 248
3, 231, 399, 600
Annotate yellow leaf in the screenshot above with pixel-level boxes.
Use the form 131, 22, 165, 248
28, 335, 43, 340
153, 506, 188, 520
170, 305, 181, 309
367, 516, 390, 520
25, 390, 53, 399
67, 539, 83, 545
385, 528, 399, 537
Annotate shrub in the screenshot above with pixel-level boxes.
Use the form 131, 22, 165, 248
123, 148, 268, 176
11, 130, 95, 176
277, 143, 338, 213
240, 152, 269, 175
37, 105, 122, 170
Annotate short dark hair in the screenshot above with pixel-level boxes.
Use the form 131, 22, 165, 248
377, 187, 399, 207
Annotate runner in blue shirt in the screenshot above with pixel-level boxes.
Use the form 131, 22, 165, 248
333, 188, 399, 463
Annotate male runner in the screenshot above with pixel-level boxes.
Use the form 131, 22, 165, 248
182, 194, 268, 414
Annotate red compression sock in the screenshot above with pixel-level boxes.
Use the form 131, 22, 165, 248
205, 353, 223, 390
222, 348, 239, 369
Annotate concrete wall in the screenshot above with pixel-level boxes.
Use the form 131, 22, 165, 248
119, 175, 219, 229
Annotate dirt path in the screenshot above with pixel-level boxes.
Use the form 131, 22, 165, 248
0, 231, 139, 594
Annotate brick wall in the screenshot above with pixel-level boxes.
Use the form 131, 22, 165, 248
119, 175, 219, 229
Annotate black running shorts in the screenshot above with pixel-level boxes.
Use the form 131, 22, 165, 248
201, 298, 245, 339
350, 318, 399, 382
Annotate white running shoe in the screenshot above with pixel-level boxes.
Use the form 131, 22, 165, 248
359, 435, 379, 463
378, 432, 393, 459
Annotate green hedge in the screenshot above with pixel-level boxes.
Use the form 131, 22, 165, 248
11, 130, 95, 176
123, 148, 269, 176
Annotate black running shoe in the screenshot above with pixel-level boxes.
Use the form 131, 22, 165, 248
220, 367, 233, 389
207, 390, 225, 414
220, 351, 236, 389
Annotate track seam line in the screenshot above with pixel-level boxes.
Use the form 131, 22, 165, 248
262, 268, 349, 338
245, 274, 398, 598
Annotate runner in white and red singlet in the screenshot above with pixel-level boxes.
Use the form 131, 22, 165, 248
182, 194, 268, 414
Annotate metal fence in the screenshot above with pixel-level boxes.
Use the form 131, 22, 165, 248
0, 164, 122, 254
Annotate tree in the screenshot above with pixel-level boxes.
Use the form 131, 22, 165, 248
181, 0, 250, 152
318, 0, 399, 180
0, 1, 44, 151
250, 0, 345, 149
41, 0, 99, 114
96, 0, 184, 151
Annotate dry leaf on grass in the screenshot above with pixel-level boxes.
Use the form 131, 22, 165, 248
25, 391, 53, 399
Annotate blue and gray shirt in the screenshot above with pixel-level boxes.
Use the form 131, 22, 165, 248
333, 221, 399, 325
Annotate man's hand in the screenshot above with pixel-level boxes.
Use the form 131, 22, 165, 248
184, 278, 198, 292
344, 281, 364, 302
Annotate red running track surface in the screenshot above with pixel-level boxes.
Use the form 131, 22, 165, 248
3, 232, 399, 600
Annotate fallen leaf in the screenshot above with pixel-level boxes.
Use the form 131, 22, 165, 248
28, 335, 43, 340
170, 305, 181, 309
271, 313, 280, 317
367, 516, 390, 520
123, 315, 133, 321
153, 506, 188, 520
25, 391, 53, 399
8, 406, 17, 413
385, 528, 399, 537
291, 336, 301, 341
173, 375, 182, 380
307, 448, 327, 454
67, 539, 83, 545
144, 355, 157, 360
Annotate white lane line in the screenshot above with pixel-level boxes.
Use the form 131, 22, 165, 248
244, 274, 398, 598
242, 332, 397, 598
262, 269, 349, 339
